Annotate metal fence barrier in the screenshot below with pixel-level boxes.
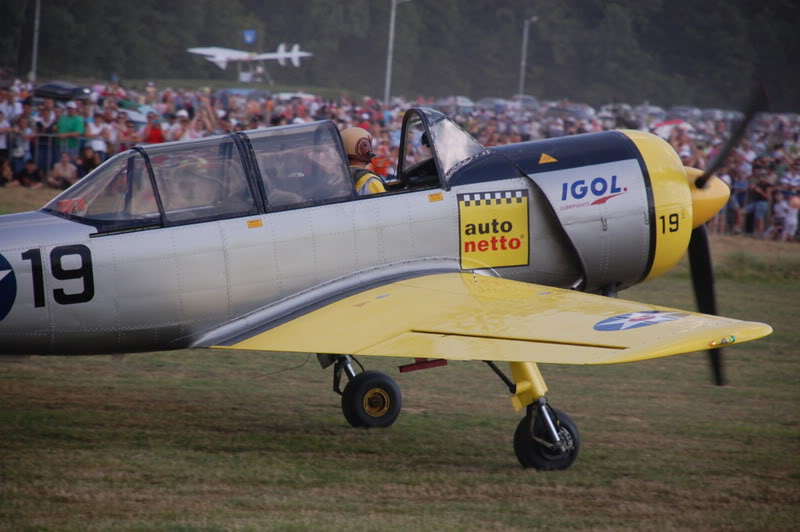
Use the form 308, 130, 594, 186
4, 132, 127, 175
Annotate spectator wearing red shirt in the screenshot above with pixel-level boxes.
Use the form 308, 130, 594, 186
140, 112, 165, 144
357, 111, 372, 132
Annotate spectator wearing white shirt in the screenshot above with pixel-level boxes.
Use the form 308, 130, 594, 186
10, 116, 35, 173
102, 110, 119, 153
782, 196, 799, 241
169, 109, 191, 140
163, 113, 180, 141
48, 151, 78, 189
0, 110, 10, 162
779, 160, 800, 197
86, 113, 110, 160
112, 111, 129, 149
764, 190, 788, 240
0, 90, 21, 122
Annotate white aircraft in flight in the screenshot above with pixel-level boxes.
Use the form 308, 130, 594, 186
187, 43, 312, 70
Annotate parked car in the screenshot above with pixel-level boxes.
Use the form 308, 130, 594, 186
599, 103, 639, 129
667, 105, 702, 121
721, 109, 745, 123
544, 103, 595, 122
510, 94, 539, 111
701, 108, 726, 121
214, 88, 271, 109
634, 104, 667, 125
566, 102, 596, 119
33, 81, 91, 101
274, 91, 316, 104
600, 103, 632, 115
432, 96, 475, 115
475, 97, 510, 113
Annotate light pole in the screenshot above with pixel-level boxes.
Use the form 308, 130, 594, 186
517, 15, 538, 97
384, 0, 412, 107
29, 0, 41, 83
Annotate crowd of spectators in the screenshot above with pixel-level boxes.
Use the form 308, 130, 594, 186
0, 78, 798, 241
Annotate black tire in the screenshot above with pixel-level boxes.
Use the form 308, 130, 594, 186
341, 371, 402, 429
341, 389, 364, 428
513, 407, 580, 470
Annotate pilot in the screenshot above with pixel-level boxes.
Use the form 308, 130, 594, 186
341, 127, 386, 196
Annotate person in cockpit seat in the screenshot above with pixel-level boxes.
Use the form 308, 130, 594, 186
341, 127, 386, 196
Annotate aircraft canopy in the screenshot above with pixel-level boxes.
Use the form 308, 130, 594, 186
41, 121, 353, 232
41, 111, 487, 233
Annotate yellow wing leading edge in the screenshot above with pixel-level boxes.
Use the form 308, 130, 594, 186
213, 273, 771, 366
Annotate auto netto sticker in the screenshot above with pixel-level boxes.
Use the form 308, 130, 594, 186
0, 253, 17, 322
593, 310, 688, 331
458, 189, 529, 269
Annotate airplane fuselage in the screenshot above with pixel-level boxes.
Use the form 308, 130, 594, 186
0, 109, 700, 356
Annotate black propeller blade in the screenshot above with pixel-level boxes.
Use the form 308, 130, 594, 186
688, 82, 769, 385
687, 225, 724, 385
694, 83, 769, 189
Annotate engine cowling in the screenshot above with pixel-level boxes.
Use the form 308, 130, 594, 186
492, 130, 728, 292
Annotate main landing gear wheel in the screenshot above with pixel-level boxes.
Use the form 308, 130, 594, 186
341, 370, 402, 428
514, 406, 580, 470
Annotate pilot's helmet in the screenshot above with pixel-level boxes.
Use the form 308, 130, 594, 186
342, 127, 375, 163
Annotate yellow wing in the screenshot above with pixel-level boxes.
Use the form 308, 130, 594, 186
212, 273, 771, 365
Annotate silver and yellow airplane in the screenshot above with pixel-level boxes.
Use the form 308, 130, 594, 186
0, 107, 771, 470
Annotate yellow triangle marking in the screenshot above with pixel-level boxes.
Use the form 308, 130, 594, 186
539, 153, 558, 164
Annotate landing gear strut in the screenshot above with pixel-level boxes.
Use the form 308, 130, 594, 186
325, 355, 402, 429
487, 360, 581, 470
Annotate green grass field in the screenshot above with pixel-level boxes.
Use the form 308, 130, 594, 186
0, 188, 799, 530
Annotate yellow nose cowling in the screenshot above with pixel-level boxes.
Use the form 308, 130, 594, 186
685, 166, 731, 228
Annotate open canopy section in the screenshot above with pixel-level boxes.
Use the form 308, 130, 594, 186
398, 107, 487, 187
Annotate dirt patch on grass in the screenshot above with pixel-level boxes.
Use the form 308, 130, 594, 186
710, 234, 800, 258
0, 186, 59, 214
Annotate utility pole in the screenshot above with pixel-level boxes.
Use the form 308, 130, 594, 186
30, 0, 41, 83
384, 0, 411, 107
517, 16, 538, 97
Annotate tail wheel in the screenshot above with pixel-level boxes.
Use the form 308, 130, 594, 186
341, 371, 402, 428
514, 407, 580, 470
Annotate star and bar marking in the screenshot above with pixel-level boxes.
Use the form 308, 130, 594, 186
593, 310, 688, 331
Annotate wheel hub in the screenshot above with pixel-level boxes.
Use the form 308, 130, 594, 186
541, 427, 574, 459
363, 388, 390, 417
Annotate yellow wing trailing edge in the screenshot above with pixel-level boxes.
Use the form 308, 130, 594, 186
212, 273, 772, 365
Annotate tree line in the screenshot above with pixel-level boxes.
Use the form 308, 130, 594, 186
1, 0, 797, 111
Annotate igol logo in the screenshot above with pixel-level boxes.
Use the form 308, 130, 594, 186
0, 253, 16, 322
560, 175, 627, 206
